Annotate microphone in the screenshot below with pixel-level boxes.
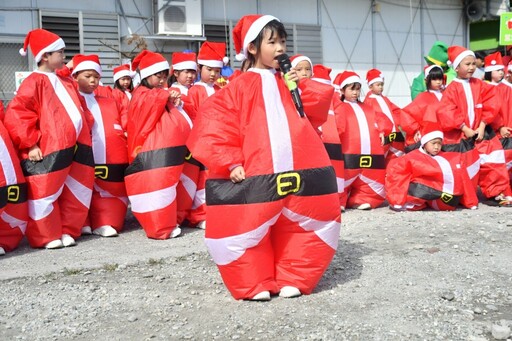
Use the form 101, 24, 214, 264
276, 53, 305, 117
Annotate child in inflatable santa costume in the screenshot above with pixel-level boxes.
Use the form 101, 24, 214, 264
187, 14, 341, 301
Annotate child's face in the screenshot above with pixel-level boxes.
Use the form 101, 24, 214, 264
341, 83, 361, 102
369, 82, 384, 95
118, 76, 132, 90
199, 65, 221, 84
294, 60, 312, 80
43, 49, 65, 71
424, 138, 442, 156
429, 78, 443, 91
146, 71, 168, 89
75, 70, 100, 94
250, 28, 286, 70
491, 69, 504, 83
455, 56, 476, 79
174, 69, 197, 87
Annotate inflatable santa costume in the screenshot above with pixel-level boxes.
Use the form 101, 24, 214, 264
188, 14, 341, 300
125, 50, 192, 239
5, 29, 94, 248
386, 122, 478, 211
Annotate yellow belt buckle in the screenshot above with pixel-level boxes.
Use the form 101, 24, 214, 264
185, 152, 192, 160
7, 185, 20, 203
388, 132, 396, 142
440, 192, 453, 204
95, 165, 109, 180
359, 155, 373, 168
276, 172, 301, 196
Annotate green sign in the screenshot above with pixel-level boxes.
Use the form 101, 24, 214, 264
499, 12, 512, 45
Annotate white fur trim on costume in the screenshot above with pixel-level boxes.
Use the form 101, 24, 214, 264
72, 61, 102, 76
34, 38, 65, 63
340, 75, 361, 89
140, 60, 170, 80
421, 131, 444, 146
242, 15, 279, 59
172, 61, 197, 71
452, 50, 475, 70
197, 59, 224, 69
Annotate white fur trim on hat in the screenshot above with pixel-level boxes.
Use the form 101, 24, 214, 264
172, 61, 197, 71
452, 50, 475, 70
72, 60, 102, 77
312, 77, 332, 85
421, 131, 444, 146
367, 76, 383, 87
340, 75, 361, 89
424, 64, 443, 78
223, 56, 229, 64
291, 56, 312, 68
197, 59, 224, 69
113, 70, 132, 83
484, 64, 504, 72
140, 60, 170, 80
242, 15, 279, 59
34, 38, 66, 63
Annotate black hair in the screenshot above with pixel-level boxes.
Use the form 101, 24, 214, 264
245, 19, 287, 69
425, 67, 444, 90
114, 77, 134, 91
474, 51, 486, 60
484, 69, 503, 82
340, 82, 361, 102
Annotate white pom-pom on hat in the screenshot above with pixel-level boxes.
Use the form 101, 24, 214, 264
19, 48, 27, 57
223, 56, 229, 64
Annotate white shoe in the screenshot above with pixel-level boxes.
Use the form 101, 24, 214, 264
196, 221, 206, 229
279, 286, 301, 298
470, 205, 478, 210
0, 247, 5, 256
81, 226, 92, 235
45, 239, 64, 249
251, 291, 271, 301
170, 227, 181, 239
92, 225, 118, 237
356, 203, 372, 210
61, 234, 76, 247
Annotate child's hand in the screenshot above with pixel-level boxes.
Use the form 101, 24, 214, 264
379, 132, 385, 146
461, 125, 476, 139
475, 122, 485, 141
230, 166, 245, 183
413, 131, 421, 143
28, 144, 43, 162
284, 69, 300, 84
168, 90, 182, 107
499, 126, 512, 138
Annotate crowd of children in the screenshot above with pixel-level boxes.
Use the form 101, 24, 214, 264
1, 15, 512, 301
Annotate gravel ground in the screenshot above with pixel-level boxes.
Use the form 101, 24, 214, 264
1, 204, 512, 341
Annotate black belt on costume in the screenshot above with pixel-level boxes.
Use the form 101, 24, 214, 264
405, 142, 420, 153
95, 163, 129, 182
0, 183, 28, 209
184, 149, 206, 170
323, 143, 343, 161
500, 137, 512, 150
383, 132, 405, 145
441, 137, 476, 153
125, 145, 187, 176
343, 154, 386, 169
22, 143, 93, 176
205, 166, 337, 206
408, 182, 461, 208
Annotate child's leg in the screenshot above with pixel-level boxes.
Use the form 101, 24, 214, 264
346, 169, 386, 208
204, 202, 282, 300
188, 167, 207, 227
176, 159, 200, 225
272, 194, 340, 295
89, 181, 128, 232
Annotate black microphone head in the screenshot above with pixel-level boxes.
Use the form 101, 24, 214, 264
276, 53, 291, 72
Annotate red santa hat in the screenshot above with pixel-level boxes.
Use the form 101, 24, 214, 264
366, 68, 384, 86
447, 45, 475, 69
132, 50, 170, 80
113, 64, 136, 83
420, 121, 444, 146
71, 54, 102, 76
484, 51, 504, 72
312, 64, 332, 85
424, 64, 443, 78
197, 42, 226, 69
233, 14, 279, 61
171, 52, 197, 71
334, 71, 361, 89
19, 28, 66, 63
290, 54, 312, 68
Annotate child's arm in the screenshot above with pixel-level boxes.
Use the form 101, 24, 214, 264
385, 156, 413, 210
297, 78, 334, 130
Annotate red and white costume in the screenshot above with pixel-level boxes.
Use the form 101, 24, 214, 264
386, 126, 478, 210
5, 71, 94, 248
0, 121, 28, 252
125, 50, 192, 239
497, 80, 512, 185
402, 90, 442, 147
